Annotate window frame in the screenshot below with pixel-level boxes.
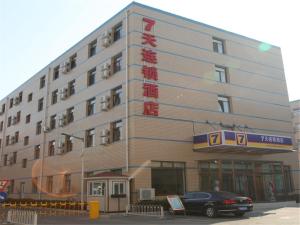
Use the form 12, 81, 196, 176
215, 65, 228, 83
218, 95, 231, 113
213, 38, 225, 54
88, 181, 106, 197
88, 40, 97, 58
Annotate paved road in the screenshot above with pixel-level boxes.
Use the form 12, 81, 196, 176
37, 202, 300, 225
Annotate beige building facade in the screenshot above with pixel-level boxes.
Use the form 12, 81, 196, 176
0, 2, 297, 209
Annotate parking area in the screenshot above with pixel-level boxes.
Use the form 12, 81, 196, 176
1, 201, 299, 225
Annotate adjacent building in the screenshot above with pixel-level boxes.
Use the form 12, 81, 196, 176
0, 2, 297, 211
291, 100, 300, 196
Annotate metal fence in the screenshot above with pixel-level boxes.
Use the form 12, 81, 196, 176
7, 209, 37, 225
1, 202, 88, 217
126, 204, 164, 218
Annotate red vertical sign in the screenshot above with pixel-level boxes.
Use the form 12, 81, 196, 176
142, 17, 159, 116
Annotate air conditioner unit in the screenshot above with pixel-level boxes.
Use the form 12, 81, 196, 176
101, 102, 110, 111
101, 62, 111, 79
14, 97, 20, 105
43, 126, 50, 133
100, 129, 110, 137
58, 114, 67, 127
100, 136, 109, 145
100, 95, 110, 111
139, 188, 155, 201
100, 95, 110, 103
56, 147, 65, 155
101, 30, 112, 47
62, 61, 71, 74
59, 88, 68, 100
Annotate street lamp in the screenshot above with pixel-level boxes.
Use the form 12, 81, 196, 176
61, 133, 85, 210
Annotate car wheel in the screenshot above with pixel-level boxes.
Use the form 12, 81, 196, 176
234, 212, 245, 217
205, 206, 217, 218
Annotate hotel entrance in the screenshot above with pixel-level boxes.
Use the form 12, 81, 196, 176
198, 160, 294, 201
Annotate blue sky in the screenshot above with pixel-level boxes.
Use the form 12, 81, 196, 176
0, 0, 299, 101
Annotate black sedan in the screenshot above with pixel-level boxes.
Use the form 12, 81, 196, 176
182, 191, 253, 218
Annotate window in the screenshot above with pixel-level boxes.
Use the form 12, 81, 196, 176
48, 140, 55, 156
51, 89, 58, 104
66, 107, 74, 124
6, 135, 10, 146
12, 152, 17, 164
112, 53, 122, 74
38, 98, 44, 111
151, 161, 185, 195
7, 116, 11, 127
218, 96, 231, 113
36, 121, 42, 135
88, 181, 105, 196
46, 176, 53, 193
113, 23, 122, 42
9, 98, 13, 108
19, 92, 23, 102
22, 158, 27, 168
1, 104, 5, 113
28, 93, 33, 102
0, 121, 3, 132
88, 40, 97, 57
16, 111, 21, 123
68, 80, 75, 96
50, 114, 56, 130
40, 75, 46, 89
0, 138, 1, 148
87, 68, 96, 86
14, 131, 19, 143
112, 120, 122, 142
112, 181, 125, 195
24, 136, 29, 146
32, 177, 38, 193
86, 97, 96, 116
112, 85, 122, 107
215, 66, 228, 83
3, 154, 8, 166
25, 114, 31, 123
70, 54, 77, 69
86, 128, 95, 147
8, 180, 14, 194
63, 174, 71, 193
53, 66, 60, 80
34, 145, 40, 159
65, 135, 73, 152
213, 38, 225, 54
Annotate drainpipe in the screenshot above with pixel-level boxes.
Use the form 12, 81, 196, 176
125, 9, 130, 206
38, 67, 51, 199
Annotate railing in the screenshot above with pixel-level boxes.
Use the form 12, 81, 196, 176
7, 209, 37, 225
1, 201, 88, 217
126, 204, 164, 218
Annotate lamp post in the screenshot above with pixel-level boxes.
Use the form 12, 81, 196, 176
61, 133, 85, 210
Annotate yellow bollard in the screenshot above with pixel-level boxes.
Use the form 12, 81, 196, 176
89, 201, 100, 219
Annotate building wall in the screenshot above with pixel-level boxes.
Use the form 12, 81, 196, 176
0, 2, 295, 202
290, 100, 300, 195
127, 3, 294, 198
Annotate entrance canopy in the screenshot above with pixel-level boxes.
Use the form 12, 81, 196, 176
193, 130, 294, 154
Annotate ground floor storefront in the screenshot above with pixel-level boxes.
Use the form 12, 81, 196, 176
148, 159, 294, 202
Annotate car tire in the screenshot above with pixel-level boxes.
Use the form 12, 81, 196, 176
205, 206, 217, 218
234, 212, 245, 217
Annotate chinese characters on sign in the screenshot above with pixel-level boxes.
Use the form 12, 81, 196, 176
142, 17, 159, 116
